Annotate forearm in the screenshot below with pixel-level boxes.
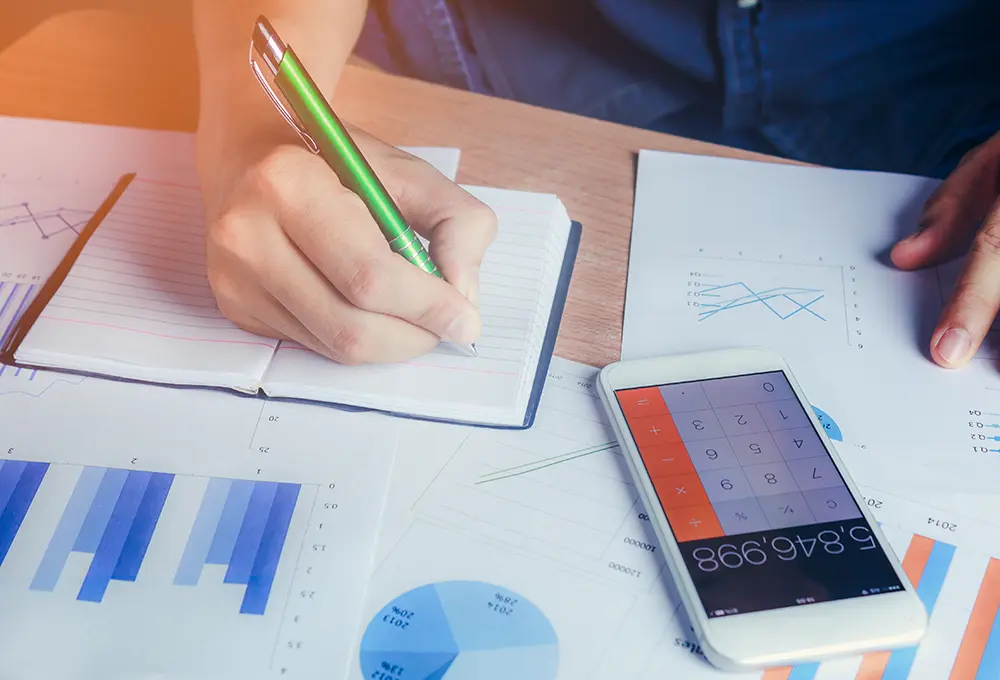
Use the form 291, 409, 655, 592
192, 0, 367, 144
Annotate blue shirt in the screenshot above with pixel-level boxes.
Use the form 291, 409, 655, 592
358, 0, 1000, 177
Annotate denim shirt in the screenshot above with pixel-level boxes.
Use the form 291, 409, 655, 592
357, 0, 1000, 177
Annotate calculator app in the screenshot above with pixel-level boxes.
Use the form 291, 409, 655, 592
616, 371, 903, 617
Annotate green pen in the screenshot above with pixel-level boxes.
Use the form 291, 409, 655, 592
250, 15, 477, 357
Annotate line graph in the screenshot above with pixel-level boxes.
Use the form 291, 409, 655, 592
696, 282, 826, 322
0, 202, 91, 240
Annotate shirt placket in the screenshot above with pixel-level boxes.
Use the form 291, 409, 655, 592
716, 0, 764, 131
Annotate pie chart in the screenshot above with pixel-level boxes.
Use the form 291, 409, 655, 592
812, 406, 842, 441
359, 580, 558, 680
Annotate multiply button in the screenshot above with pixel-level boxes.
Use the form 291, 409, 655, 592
652, 472, 710, 509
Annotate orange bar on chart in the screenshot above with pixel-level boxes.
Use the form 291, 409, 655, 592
949, 558, 1000, 679
760, 668, 792, 680
854, 651, 892, 680
853, 534, 934, 679
617, 386, 669, 419
901, 535, 934, 586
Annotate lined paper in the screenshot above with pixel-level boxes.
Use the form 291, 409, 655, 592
262, 186, 572, 424
15, 178, 278, 390
13, 160, 574, 425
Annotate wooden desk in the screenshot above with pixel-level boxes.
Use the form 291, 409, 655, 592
0, 10, 782, 368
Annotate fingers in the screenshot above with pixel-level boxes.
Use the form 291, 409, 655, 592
207, 194, 440, 365
261, 147, 486, 345
350, 127, 499, 304
892, 132, 1000, 270
929, 197, 1000, 368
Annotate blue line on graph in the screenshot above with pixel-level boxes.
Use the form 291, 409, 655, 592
0, 203, 91, 240
697, 282, 826, 322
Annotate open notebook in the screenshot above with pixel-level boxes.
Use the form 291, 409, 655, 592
1, 174, 581, 428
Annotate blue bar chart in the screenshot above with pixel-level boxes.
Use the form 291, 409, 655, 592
30, 466, 174, 602
0, 460, 49, 567
16, 464, 302, 616
174, 477, 301, 615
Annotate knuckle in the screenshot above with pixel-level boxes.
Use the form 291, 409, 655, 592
208, 212, 259, 269
468, 198, 499, 239
951, 279, 993, 312
972, 220, 1000, 256
415, 298, 460, 332
251, 147, 299, 202
328, 325, 368, 364
344, 258, 389, 308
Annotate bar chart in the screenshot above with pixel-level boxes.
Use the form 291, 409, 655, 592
0, 456, 367, 678
19, 464, 302, 616
753, 529, 1000, 680
173, 477, 301, 615
0, 460, 50, 567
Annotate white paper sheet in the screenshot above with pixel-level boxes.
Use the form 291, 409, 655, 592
0, 116, 465, 679
354, 356, 1000, 679
620, 149, 1000, 482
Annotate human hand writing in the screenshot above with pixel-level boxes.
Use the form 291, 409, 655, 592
195, 122, 497, 365
891, 131, 1000, 368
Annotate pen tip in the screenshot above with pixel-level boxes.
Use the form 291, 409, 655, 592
469, 343, 479, 357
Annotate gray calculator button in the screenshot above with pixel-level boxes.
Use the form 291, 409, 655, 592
713, 497, 770, 535
729, 432, 782, 466
802, 487, 862, 523
658, 382, 711, 413
786, 456, 842, 491
698, 467, 755, 503
715, 404, 768, 437
701, 373, 794, 408
687, 437, 739, 472
758, 491, 816, 529
772, 426, 826, 461
757, 398, 811, 431
673, 409, 726, 441
743, 460, 799, 497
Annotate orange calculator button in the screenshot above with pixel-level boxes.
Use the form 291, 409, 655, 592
665, 504, 725, 542
617, 387, 669, 420
652, 472, 710, 510
640, 442, 696, 479
629, 414, 683, 448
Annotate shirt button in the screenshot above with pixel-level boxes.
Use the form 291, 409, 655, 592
737, 0, 759, 7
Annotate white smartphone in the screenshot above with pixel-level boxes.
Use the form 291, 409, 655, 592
597, 348, 926, 671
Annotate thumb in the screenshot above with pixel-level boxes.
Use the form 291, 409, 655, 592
891, 133, 1000, 270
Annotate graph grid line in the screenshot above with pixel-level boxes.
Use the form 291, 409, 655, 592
697, 282, 826, 322
0, 203, 92, 240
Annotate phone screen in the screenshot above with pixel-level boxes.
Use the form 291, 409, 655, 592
615, 370, 904, 618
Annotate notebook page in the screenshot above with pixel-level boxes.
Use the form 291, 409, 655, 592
14, 178, 278, 390
261, 186, 572, 425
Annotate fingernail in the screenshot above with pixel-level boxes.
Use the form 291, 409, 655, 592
936, 327, 970, 365
444, 310, 480, 345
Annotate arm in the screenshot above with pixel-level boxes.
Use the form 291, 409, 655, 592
189, 0, 496, 364
192, 0, 366, 169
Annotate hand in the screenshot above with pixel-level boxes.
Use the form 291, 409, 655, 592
195, 122, 497, 364
891, 131, 1000, 368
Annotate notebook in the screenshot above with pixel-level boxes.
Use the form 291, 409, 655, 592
1, 174, 581, 428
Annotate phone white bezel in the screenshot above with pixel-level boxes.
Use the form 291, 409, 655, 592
597, 347, 927, 671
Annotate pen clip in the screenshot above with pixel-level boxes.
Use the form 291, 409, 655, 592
249, 42, 320, 155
